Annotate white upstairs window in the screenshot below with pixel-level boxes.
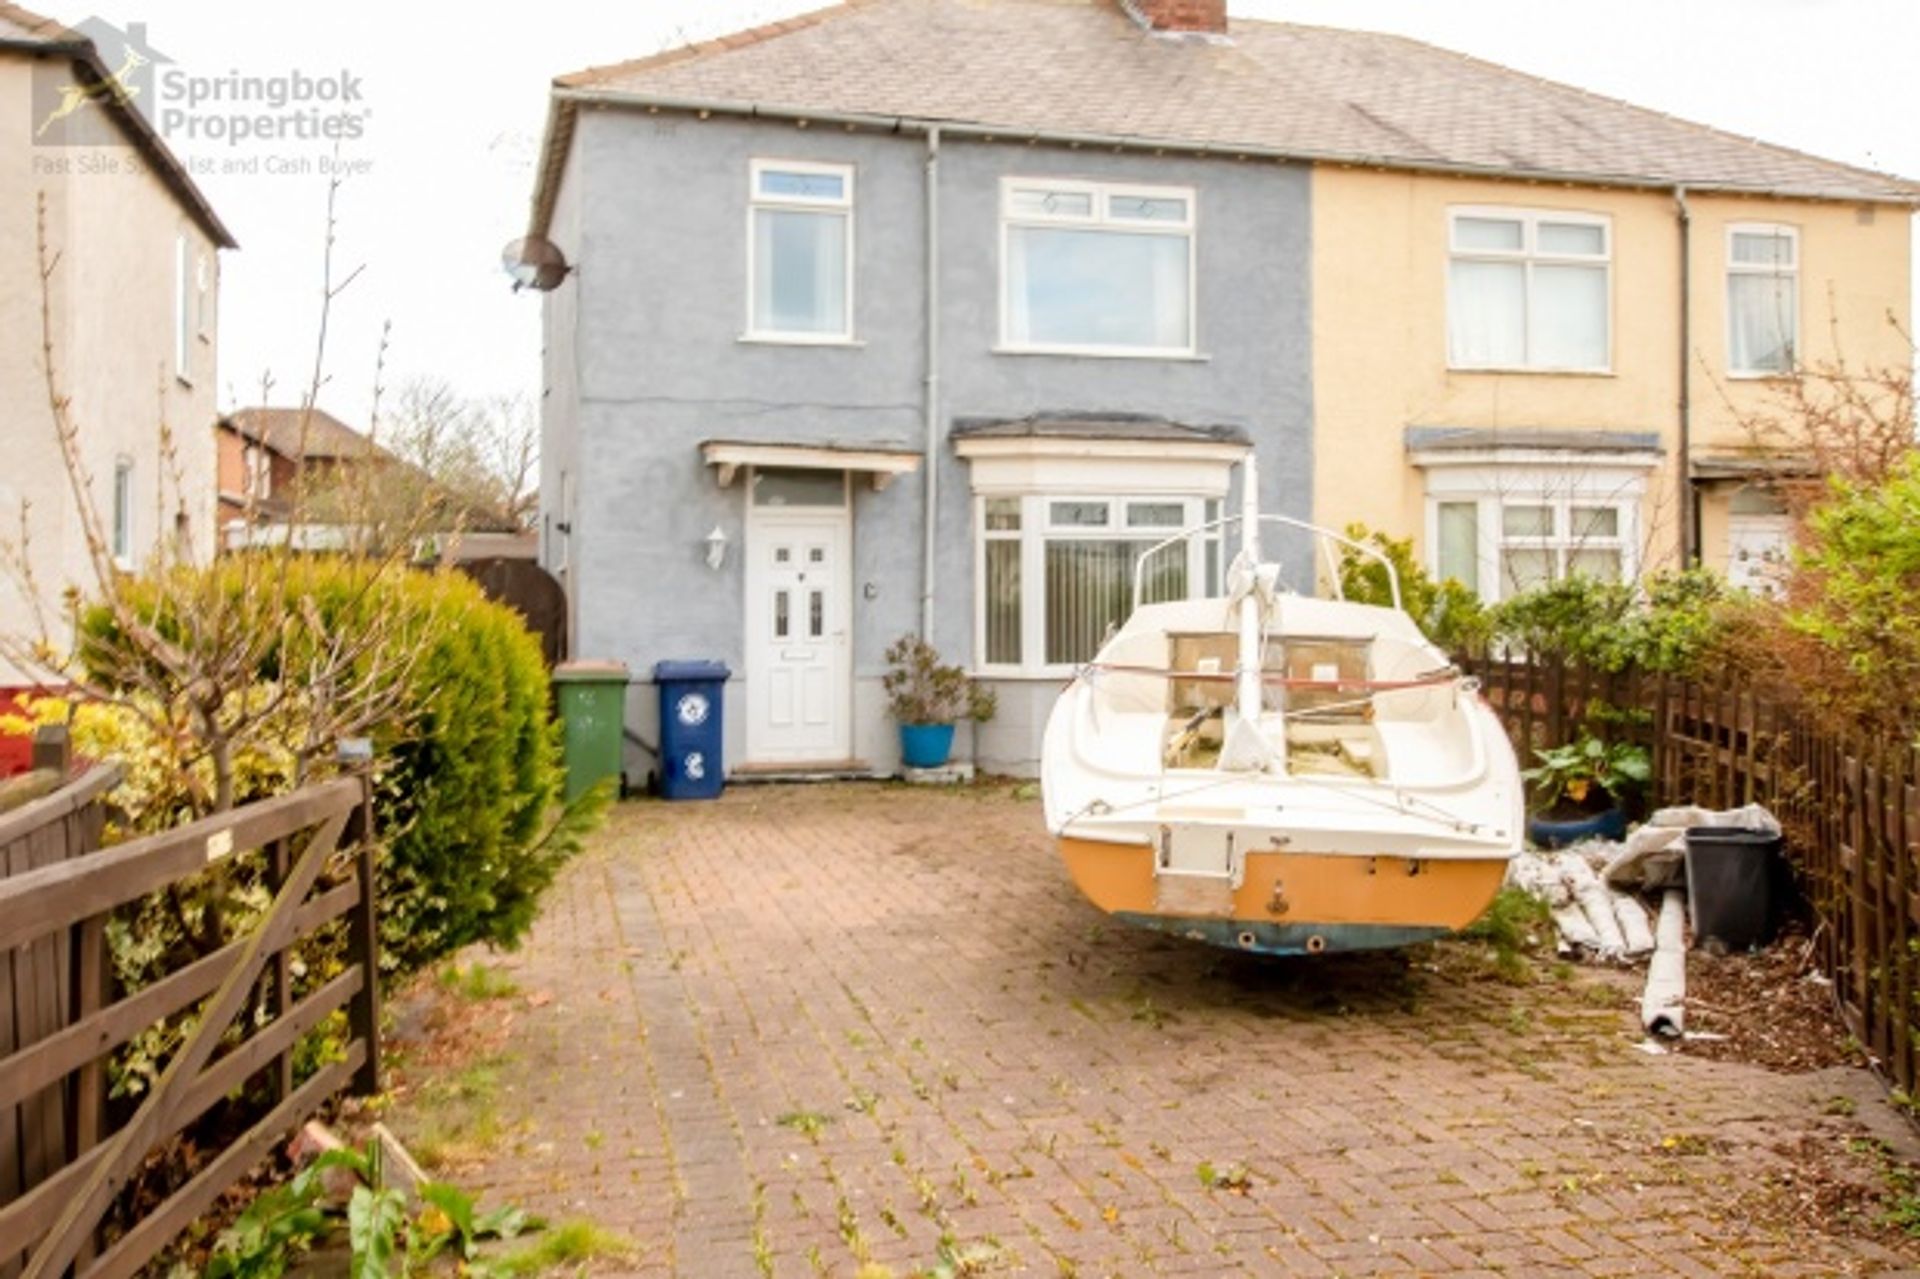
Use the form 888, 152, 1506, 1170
1001, 179, 1196, 356
1447, 208, 1611, 372
1727, 223, 1798, 375
747, 160, 853, 341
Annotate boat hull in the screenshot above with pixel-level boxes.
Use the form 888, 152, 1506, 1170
1059, 835, 1508, 955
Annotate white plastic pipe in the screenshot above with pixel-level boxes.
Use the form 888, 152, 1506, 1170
1612, 892, 1655, 957
1641, 888, 1688, 1038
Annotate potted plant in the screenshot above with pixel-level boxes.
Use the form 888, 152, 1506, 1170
882, 634, 996, 769
1523, 733, 1652, 848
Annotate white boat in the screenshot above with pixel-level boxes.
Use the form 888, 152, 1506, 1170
1040, 456, 1522, 955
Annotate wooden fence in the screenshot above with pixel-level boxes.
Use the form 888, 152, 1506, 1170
0, 770, 381, 1279
1463, 655, 1920, 1097
0, 761, 118, 1265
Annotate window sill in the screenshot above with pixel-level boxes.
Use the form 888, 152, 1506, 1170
993, 344, 1209, 363
1725, 369, 1795, 382
1446, 365, 1614, 378
974, 667, 1080, 681
738, 332, 865, 348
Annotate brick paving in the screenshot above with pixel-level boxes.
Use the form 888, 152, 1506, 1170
388, 784, 1920, 1277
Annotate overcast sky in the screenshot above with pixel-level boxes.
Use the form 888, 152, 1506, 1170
36, 0, 1919, 429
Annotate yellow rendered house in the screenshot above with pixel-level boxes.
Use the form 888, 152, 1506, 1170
1312, 171, 1912, 600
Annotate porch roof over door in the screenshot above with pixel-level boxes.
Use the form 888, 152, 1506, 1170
700, 439, 922, 492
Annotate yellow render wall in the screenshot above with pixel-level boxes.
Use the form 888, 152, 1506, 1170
1309, 166, 1912, 578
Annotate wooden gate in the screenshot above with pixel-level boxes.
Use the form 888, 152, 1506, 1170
0, 773, 380, 1279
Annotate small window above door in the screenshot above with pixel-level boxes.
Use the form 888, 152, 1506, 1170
751, 467, 847, 508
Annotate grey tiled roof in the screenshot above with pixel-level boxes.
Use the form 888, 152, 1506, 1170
954, 413, 1250, 444
545, 0, 1919, 218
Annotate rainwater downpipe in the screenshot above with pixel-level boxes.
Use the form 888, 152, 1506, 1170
1675, 185, 1696, 566
920, 126, 941, 639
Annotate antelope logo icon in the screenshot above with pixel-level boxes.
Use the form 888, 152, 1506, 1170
35, 43, 148, 138
31, 17, 168, 146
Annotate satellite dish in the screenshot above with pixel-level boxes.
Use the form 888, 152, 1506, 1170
501, 235, 571, 292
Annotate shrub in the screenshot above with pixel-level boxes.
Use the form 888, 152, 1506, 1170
76, 558, 579, 975
1335, 525, 1492, 657
1790, 453, 1920, 733
882, 634, 996, 725
1488, 568, 1731, 675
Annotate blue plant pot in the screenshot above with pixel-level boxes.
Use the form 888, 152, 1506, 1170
1527, 806, 1628, 850
899, 723, 956, 769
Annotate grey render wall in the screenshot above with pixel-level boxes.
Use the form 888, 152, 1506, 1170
539, 109, 1312, 777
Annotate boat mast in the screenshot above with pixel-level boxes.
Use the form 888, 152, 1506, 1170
1234, 452, 1263, 733
1217, 451, 1277, 773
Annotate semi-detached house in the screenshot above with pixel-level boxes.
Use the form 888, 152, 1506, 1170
524, 0, 1917, 780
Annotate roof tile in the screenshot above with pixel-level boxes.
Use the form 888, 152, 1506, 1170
552, 0, 1918, 203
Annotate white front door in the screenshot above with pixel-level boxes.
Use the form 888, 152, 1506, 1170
745, 497, 852, 764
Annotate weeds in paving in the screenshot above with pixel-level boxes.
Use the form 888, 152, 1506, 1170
1459, 886, 1553, 984
409, 1057, 514, 1170
846, 1086, 880, 1116
777, 1109, 831, 1140
436, 962, 522, 1002
751, 1181, 774, 1278
1824, 1094, 1860, 1117
488, 1220, 637, 1275
1197, 1160, 1252, 1193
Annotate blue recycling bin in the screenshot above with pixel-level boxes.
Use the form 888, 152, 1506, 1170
653, 660, 729, 800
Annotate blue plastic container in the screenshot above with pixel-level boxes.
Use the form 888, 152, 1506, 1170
1526, 806, 1628, 849
653, 660, 729, 800
899, 723, 956, 769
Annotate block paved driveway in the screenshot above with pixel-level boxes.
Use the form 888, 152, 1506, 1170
393, 784, 1920, 1277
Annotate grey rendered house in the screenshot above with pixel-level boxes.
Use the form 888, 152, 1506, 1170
522, 0, 1915, 780
528, 0, 1307, 778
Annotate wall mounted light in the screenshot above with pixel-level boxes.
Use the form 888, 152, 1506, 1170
704, 525, 729, 570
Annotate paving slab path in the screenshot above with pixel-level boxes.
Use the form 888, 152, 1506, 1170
386, 784, 1920, 1278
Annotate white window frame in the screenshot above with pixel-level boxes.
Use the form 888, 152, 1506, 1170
195, 249, 213, 342
744, 158, 855, 344
998, 176, 1198, 359
1446, 206, 1613, 373
173, 231, 193, 383
1420, 461, 1648, 604
972, 492, 1221, 677
1726, 222, 1799, 377
111, 456, 135, 568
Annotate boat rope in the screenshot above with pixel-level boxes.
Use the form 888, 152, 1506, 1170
1076, 662, 1462, 691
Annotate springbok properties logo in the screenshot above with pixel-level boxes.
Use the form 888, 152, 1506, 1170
33, 16, 371, 175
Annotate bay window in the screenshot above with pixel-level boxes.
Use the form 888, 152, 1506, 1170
1727, 223, 1797, 375
1417, 451, 1654, 604
747, 160, 853, 340
977, 494, 1222, 671
1447, 208, 1610, 372
1001, 179, 1195, 355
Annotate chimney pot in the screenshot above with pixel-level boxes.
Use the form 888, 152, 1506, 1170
1123, 0, 1228, 35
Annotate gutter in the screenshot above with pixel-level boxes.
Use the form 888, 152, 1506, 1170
921, 127, 941, 641
527, 85, 1920, 240
1674, 185, 1695, 567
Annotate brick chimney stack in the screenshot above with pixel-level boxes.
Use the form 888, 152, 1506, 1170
1121, 0, 1228, 35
